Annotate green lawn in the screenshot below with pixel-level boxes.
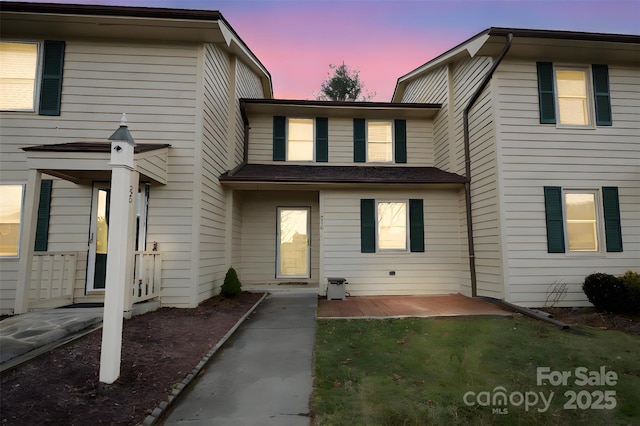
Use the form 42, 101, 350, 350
312, 316, 640, 425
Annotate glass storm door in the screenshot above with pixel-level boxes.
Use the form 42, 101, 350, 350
87, 185, 110, 291
87, 184, 150, 292
277, 207, 310, 278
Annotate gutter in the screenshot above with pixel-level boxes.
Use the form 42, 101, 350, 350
463, 32, 513, 297
228, 101, 250, 176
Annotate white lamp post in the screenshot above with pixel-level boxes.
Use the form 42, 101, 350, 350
99, 114, 140, 384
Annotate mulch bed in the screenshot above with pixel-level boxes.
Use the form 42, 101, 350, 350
541, 307, 640, 335
0, 292, 263, 425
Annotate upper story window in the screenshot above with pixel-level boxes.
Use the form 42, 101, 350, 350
0, 42, 39, 111
367, 121, 393, 162
287, 118, 314, 161
354, 119, 406, 164
273, 116, 328, 162
537, 62, 612, 127
555, 68, 591, 126
0, 40, 65, 116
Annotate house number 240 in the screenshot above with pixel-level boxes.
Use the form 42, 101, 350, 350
129, 185, 134, 203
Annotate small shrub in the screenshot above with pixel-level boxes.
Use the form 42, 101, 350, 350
582, 273, 625, 312
221, 267, 242, 298
620, 270, 640, 314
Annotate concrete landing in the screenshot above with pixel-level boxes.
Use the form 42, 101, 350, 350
0, 308, 103, 370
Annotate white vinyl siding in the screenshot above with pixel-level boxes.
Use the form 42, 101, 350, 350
400, 67, 451, 170
399, 56, 503, 299
237, 191, 319, 285
197, 43, 231, 304
246, 115, 434, 166
451, 57, 504, 299
0, 40, 200, 312
322, 189, 463, 296
496, 60, 640, 307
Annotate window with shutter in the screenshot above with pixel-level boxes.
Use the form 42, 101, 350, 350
544, 186, 623, 254
537, 62, 612, 127
360, 199, 425, 253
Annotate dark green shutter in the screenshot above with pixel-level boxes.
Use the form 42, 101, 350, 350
353, 118, 366, 163
273, 116, 286, 161
39, 41, 65, 116
592, 64, 612, 126
394, 119, 407, 164
360, 199, 375, 253
34, 180, 53, 252
316, 117, 328, 162
536, 62, 556, 124
543, 186, 565, 253
602, 187, 623, 252
409, 199, 424, 252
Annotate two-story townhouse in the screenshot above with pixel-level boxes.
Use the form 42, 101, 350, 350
0, 2, 271, 314
221, 99, 469, 297
394, 28, 640, 307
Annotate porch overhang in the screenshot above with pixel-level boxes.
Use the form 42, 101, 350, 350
21, 142, 171, 185
220, 164, 468, 190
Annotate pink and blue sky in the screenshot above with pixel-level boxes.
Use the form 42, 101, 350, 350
11, 0, 640, 101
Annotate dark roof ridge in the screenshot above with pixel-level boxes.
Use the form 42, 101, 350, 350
0, 1, 223, 21
488, 26, 640, 44
240, 98, 441, 109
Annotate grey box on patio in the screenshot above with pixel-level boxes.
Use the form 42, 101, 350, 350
327, 277, 348, 300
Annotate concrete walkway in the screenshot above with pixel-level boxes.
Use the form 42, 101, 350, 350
161, 292, 317, 426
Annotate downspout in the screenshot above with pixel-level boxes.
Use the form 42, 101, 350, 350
228, 100, 249, 176
463, 33, 513, 297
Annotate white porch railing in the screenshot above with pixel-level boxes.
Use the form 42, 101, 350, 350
132, 251, 162, 304
29, 252, 77, 309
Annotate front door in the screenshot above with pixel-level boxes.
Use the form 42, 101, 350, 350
87, 184, 110, 291
86, 183, 150, 292
277, 207, 310, 278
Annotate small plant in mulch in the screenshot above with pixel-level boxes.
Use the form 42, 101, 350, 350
583, 270, 640, 314
220, 267, 242, 298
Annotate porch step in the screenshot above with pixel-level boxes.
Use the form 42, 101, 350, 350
244, 283, 320, 294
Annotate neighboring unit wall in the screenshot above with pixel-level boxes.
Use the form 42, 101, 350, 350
237, 190, 320, 285
321, 188, 464, 296
399, 56, 503, 299
453, 57, 504, 299
495, 60, 640, 306
0, 40, 200, 312
196, 45, 267, 304
197, 43, 232, 304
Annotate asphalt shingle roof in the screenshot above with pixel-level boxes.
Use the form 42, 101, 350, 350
220, 164, 467, 185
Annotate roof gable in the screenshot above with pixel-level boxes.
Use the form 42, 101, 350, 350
393, 27, 640, 102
